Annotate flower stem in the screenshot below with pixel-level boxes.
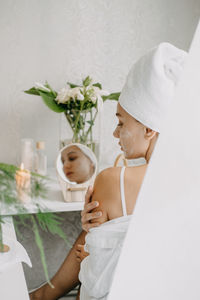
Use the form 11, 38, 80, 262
90, 110, 93, 142
73, 101, 84, 143
0, 219, 3, 252
85, 109, 98, 141
64, 112, 73, 131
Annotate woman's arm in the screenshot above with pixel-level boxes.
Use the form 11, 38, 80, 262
85, 167, 120, 225
29, 230, 86, 300
30, 169, 116, 300
81, 186, 103, 232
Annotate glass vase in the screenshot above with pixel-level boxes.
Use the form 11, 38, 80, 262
59, 108, 101, 161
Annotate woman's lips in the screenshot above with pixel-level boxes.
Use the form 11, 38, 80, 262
66, 171, 73, 176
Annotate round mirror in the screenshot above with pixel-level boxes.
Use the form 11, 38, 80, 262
56, 143, 97, 185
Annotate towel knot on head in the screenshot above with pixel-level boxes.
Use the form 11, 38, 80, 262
163, 56, 185, 85
119, 42, 188, 133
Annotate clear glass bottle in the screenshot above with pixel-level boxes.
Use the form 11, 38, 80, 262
35, 141, 47, 176
20, 138, 34, 171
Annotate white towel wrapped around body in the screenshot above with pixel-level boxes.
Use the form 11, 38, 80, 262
79, 215, 132, 300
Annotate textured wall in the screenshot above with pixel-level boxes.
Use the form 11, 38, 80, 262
0, 0, 199, 295
0, 0, 199, 167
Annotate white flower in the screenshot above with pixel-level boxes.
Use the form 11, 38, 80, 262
87, 86, 104, 110
92, 86, 110, 96
55, 86, 85, 103
97, 94, 103, 111
55, 87, 71, 103
77, 93, 84, 101
88, 86, 109, 109
69, 87, 84, 101
90, 95, 97, 103
35, 82, 51, 92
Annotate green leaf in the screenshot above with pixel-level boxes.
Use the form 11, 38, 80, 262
39, 91, 66, 113
24, 87, 40, 96
67, 82, 80, 88
0, 162, 69, 288
0, 163, 18, 174
36, 213, 71, 247
44, 81, 57, 98
102, 92, 121, 102
93, 83, 102, 89
31, 215, 54, 288
86, 120, 94, 126
83, 76, 92, 87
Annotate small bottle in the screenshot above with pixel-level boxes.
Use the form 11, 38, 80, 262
35, 141, 47, 176
20, 138, 34, 171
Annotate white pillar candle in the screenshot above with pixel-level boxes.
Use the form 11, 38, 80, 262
15, 163, 31, 204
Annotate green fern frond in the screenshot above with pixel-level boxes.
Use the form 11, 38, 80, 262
31, 215, 54, 288
0, 163, 71, 287
35, 212, 71, 247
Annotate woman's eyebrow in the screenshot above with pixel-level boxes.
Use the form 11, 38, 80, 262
67, 151, 77, 155
116, 113, 122, 117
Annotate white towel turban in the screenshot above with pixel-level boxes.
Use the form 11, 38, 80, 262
69, 143, 97, 167
119, 42, 188, 133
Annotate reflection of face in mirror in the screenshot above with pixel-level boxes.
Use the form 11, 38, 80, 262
61, 145, 95, 184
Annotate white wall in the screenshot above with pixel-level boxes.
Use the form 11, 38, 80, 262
0, 0, 199, 167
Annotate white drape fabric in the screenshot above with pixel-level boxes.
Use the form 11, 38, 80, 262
79, 167, 132, 300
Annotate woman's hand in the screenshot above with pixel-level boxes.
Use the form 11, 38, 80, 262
75, 244, 89, 262
81, 186, 102, 232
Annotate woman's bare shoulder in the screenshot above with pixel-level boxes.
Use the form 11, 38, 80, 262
93, 167, 121, 198
95, 164, 147, 186
90, 167, 121, 223
95, 166, 121, 180
90, 164, 148, 223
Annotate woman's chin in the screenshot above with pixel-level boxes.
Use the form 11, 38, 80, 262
124, 152, 136, 160
121, 149, 135, 160
123, 152, 131, 159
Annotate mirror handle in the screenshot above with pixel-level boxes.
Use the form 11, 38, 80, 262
67, 187, 87, 192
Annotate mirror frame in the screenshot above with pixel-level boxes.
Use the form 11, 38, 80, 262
55, 143, 98, 202
56, 143, 98, 185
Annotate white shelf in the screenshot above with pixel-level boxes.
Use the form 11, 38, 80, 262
1, 163, 117, 216
1, 168, 84, 216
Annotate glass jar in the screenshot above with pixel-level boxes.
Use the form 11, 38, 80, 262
59, 108, 101, 162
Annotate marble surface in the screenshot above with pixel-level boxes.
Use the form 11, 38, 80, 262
15, 211, 82, 292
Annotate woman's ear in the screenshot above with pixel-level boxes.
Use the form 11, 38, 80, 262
144, 127, 157, 140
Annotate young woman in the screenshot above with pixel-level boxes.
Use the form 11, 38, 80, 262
61, 144, 95, 184
78, 103, 158, 299
30, 42, 187, 300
